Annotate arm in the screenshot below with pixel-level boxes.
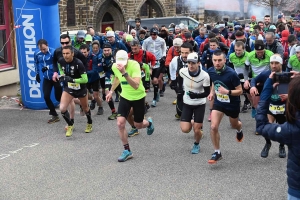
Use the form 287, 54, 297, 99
147, 51, 156, 67
52, 49, 58, 73
74, 73, 88, 84
165, 47, 173, 67
34, 52, 39, 74
277, 43, 284, 59
169, 57, 177, 80
162, 40, 167, 57
188, 86, 210, 99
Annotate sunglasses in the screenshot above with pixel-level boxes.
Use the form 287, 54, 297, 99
61, 41, 70, 45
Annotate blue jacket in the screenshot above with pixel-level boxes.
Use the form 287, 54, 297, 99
110, 40, 128, 53
87, 50, 103, 83
256, 78, 300, 198
195, 35, 206, 48
34, 47, 55, 80
100, 54, 114, 79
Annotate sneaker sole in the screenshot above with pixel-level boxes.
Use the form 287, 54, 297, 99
118, 154, 133, 162
208, 157, 222, 164
128, 132, 139, 137
48, 119, 60, 124
85, 129, 92, 133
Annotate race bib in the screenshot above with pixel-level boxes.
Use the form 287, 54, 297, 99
269, 104, 285, 115
216, 91, 230, 103
68, 82, 81, 90
141, 71, 145, 78
99, 71, 105, 78
105, 77, 111, 85
153, 61, 160, 69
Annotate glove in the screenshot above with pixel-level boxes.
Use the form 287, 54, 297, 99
41, 66, 48, 73
144, 81, 150, 90
170, 80, 177, 90
59, 76, 74, 84
177, 89, 184, 95
36, 74, 41, 83
188, 91, 199, 99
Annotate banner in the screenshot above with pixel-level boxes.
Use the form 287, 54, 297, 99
12, 0, 60, 109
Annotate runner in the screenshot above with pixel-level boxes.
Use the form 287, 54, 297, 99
106, 50, 154, 162
34, 39, 62, 123
250, 54, 286, 158
207, 50, 244, 164
53, 46, 92, 137
179, 52, 210, 154
142, 28, 167, 106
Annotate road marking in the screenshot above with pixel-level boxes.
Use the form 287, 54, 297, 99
0, 143, 39, 160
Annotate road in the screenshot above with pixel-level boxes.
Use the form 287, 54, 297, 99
0, 88, 288, 200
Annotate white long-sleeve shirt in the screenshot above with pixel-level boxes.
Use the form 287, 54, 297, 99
142, 36, 166, 69
169, 56, 188, 80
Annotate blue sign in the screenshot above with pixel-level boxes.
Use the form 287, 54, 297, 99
12, 0, 60, 109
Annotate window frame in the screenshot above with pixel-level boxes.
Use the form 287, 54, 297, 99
67, 0, 76, 27
0, 0, 13, 70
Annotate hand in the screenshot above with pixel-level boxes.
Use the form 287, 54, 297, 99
117, 64, 126, 74
207, 93, 214, 101
188, 91, 198, 99
218, 86, 229, 95
59, 76, 74, 84
244, 80, 250, 90
36, 74, 41, 83
269, 71, 275, 79
290, 71, 300, 78
279, 94, 288, 102
52, 72, 59, 82
41, 66, 48, 73
105, 91, 113, 102
250, 87, 258, 96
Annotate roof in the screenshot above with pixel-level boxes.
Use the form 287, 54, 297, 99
204, 0, 248, 12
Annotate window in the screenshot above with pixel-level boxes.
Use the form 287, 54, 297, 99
0, 0, 12, 70
176, 0, 184, 14
140, 2, 148, 17
102, 13, 113, 22
67, 0, 76, 26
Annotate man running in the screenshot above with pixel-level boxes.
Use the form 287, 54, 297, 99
106, 50, 155, 162
53, 46, 92, 137
207, 50, 244, 164
34, 39, 62, 123
179, 52, 210, 154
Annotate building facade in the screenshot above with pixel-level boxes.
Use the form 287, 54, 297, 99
58, 0, 205, 32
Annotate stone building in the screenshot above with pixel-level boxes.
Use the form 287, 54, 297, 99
58, 0, 205, 32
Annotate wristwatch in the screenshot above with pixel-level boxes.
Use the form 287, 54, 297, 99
122, 72, 129, 77
228, 90, 232, 95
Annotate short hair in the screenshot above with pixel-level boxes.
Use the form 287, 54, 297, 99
277, 23, 285, 32
60, 34, 71, 41
264, 15, 270, 18
208, 32, 216, 39
37, 39, 48, 46
235, 30, 244, 37
79, 44, 90, 52
213, 49, 226, 58
255, 39, 265, 46
181, 42, 193, 52
265, 32, 275, 38
139, 29, 146, 34
130, 39, 140, 46
209, 38, 219, 44
286, 77, 300, 123
288, 35, 297, 43
62, 45, 74, 53
235, 41, 245, 49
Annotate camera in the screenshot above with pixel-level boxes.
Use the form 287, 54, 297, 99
273, 72, 292, 83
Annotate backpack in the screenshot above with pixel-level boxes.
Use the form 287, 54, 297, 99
130, 50, 147, 65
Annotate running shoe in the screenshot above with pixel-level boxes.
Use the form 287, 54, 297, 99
208, 152, 222, 164
85, 124, 93, 133
97, 107, 104, 115
118, 150, 133, 162
173, 99, 177, 105
191, 144, 200, 154
240, 102, 250, 113
66, 125, 74, 137
128, 128, 139, 137
251, 108, 257, 118
147, 117, 154, 135
90, 100, 96, 110
236, 130, 244, 142
261, 143, 271, 158
159, 90, 164, 97
175, 113, 180, 119
108, 113, 118, 120
279, 145, 286, 158
151, 100, 157, 107
48, 115, 60, 124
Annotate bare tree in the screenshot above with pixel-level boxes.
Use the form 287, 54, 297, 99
247, 0, 294, 22
239, 0, 245, 20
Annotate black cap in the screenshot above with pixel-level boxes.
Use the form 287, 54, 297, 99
212, 28, 220, 34
150, 28, 158, 34
102, 43, 112, 49
184, 32, 192, 39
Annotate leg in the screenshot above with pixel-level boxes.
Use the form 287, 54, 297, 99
42, 79, 58, 117
79, 92, 93, 133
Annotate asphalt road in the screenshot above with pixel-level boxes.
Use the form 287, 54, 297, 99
0, 88, 288, 200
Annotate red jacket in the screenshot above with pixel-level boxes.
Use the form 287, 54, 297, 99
128, 49, 156, 67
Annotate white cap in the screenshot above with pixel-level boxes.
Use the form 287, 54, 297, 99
173, 38, 183, 46
270, 55, 283, 64
295, 45, 300, 52
187, 52, 199, 63
116, 50, 128, 66
106, 31, 115, 37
